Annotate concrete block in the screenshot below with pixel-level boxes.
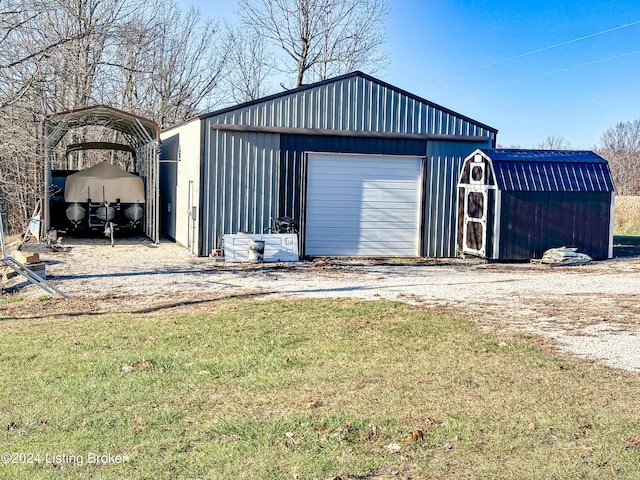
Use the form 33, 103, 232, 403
26, 262, 46, 272
14, 251, 40, 265
1, 268, 18, 281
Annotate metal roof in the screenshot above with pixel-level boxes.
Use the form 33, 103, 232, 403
45, 105, 159, 150
479, 149, 615, 193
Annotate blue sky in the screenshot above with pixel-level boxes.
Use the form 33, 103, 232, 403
185, 0, 640, 149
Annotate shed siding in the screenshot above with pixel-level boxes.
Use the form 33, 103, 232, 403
498, 191, 611, 260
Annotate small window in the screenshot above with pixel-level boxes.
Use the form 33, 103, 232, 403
467, 191, 484, 219
471, 164, 485, 184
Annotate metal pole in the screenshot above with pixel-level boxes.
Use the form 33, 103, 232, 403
1, 206, 68, 299
0, 208, 7, 258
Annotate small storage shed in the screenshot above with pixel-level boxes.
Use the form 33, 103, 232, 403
160, 71, 498, 257
457, 149, 615, 260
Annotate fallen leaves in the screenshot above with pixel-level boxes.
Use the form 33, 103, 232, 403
132, 414, 149, 434
624, 435, 640, 450
284, 431, 296, 447
362, 424, 378, 442
404, 429, 423, 442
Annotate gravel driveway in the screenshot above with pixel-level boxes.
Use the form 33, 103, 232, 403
4, 235, 640, 374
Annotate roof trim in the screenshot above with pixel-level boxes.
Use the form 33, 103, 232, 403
195, 71, 498, 134
210, 123, 491, 142
480, 148, 607, 164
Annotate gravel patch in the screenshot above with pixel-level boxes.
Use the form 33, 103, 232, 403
3, 235, 640, 373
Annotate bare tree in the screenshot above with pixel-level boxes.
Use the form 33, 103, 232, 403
121, 1, 229, 128
223, 25, 275, 103
0, 0, 233, 232
238, 0, 389, 88
537, 134, 572, 150
597, 119, 640, 195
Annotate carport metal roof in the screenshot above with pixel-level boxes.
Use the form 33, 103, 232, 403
44, 105, 159, 150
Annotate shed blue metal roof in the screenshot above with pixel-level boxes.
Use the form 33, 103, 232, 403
480, 149, 615, 193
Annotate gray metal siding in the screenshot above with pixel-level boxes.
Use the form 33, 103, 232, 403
200, 126, 280, 255
194, 72, 497, 257
207, 75, 496, 140
424, 141, 492, 257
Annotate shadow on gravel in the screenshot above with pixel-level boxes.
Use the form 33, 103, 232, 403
613, 235, 640, 257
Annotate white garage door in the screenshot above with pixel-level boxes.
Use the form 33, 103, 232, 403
305, 153, 423, 256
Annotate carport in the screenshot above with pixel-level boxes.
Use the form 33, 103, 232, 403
43, 105, 160, 242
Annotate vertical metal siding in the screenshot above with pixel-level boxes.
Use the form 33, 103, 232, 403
197, 74, 497, 257
424, 141, 492, 257
207, 76, 495, 139
200, 125, 280, 255
499, 191, 611, 260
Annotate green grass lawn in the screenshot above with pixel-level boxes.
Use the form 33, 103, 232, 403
1, 298, 639, 479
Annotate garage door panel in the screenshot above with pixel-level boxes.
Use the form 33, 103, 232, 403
308, 179, 419, 190
309, 159, 419, 177
306, 153, 422, 257
308, 211, 418, 224
306, 192, 419, 205
307, 243, 418, 256
306, 227, 419, 243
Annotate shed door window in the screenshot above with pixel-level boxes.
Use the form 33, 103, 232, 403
467, 192, 484, 219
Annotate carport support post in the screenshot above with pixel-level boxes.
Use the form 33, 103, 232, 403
43, 128, 51, 235
0, 212, 6, 258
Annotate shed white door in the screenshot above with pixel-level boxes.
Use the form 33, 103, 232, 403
305, 153, 423, 256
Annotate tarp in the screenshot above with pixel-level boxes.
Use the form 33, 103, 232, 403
64, 162, 145, 203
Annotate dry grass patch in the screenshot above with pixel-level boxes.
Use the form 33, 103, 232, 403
615, 196, 640, 235
0, 298, 639, 479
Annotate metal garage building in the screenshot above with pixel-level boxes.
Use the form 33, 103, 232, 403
457, 149, 615, 260
160, 71, 497, 257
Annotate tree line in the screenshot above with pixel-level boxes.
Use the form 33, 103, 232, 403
1, 0, 638, 236
533, 123, 640, 196
0, 0, 389, 234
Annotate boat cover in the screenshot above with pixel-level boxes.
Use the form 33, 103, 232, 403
64, 162, 145, 203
